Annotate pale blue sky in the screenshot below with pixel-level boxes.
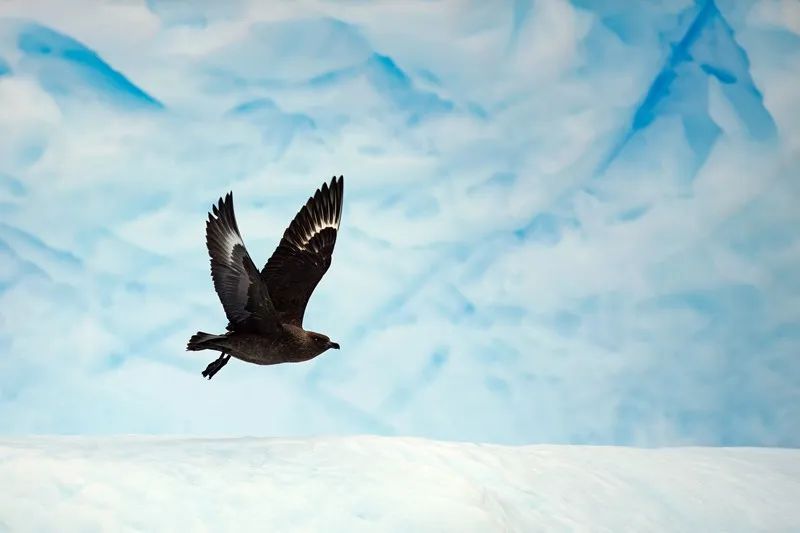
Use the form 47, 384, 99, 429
0, 0, 798, 446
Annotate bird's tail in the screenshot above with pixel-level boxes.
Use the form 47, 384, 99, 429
186, 331, 226, 351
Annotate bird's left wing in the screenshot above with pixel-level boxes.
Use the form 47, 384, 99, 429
261, 176, 344, 327
206, 192, 280, 334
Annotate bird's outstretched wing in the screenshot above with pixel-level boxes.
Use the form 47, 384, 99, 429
206, 192, 280, 334
261, 176, 344, 327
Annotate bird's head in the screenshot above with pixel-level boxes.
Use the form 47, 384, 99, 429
308, 331, 340, 353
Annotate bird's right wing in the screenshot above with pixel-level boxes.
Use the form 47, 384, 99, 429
206, 193, 280, 334
260, 176, 343, 327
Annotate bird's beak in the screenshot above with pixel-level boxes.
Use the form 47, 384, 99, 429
328, 341, 340, 350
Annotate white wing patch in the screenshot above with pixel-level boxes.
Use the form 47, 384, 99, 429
224, 231, 245, 262
299, 219, 339, 248
278, 176, 344, 253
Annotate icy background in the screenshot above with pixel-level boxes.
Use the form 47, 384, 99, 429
0, 0, 798, 446
1, 436, 798, 532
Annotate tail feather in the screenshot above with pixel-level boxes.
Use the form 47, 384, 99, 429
187, 331, 225, 351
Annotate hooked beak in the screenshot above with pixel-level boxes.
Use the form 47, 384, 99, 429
328, 341, 340, 350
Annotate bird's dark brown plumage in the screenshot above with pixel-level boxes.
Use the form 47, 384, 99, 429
262, 177, 343, 326
187, 176, 344, 379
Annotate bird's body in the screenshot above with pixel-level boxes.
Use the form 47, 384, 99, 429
187, 176, 344, 379
189, 327, 331, 366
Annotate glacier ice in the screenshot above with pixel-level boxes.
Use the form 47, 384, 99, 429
0, 0, 797, 446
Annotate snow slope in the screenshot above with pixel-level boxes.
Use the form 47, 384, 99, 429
0, 436, 797, 532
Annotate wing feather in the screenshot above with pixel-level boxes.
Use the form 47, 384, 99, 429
206, 192, 279, 334
261, 176, 344, 326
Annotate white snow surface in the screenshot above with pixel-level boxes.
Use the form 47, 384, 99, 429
0, 436, 797, 532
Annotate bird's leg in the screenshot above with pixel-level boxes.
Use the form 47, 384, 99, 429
202, 352, 231, 380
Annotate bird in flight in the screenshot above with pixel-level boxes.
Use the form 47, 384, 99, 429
187, 176, 344, 379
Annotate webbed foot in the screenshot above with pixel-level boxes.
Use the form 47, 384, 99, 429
202, 353, 231, 380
